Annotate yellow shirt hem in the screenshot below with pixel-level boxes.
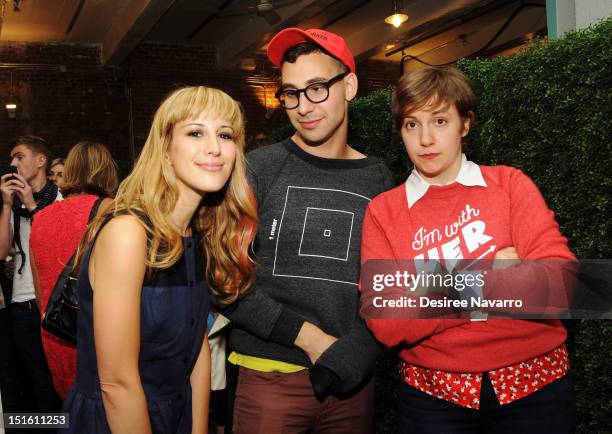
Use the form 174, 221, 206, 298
228, 351, 306, 373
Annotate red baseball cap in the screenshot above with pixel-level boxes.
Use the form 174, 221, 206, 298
267, 28, 355, 73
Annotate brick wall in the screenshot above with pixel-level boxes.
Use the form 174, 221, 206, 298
1, 41, 398, 168
125, 44, 287, 157
356, 59, 401, 96
0, 43, 127, 167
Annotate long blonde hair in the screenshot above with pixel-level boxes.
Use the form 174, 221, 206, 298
75, 86, 258, 303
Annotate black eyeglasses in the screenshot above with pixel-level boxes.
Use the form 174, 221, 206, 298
275, 71, 349, 109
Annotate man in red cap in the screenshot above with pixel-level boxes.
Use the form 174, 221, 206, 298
221, 28, 394, 433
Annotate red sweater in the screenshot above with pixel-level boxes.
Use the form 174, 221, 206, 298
360, 165, 575, 372
30, 194, 99, 398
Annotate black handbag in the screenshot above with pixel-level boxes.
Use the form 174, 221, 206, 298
42, 197, 105, 345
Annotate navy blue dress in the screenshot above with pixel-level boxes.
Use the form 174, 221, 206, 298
62, 231, 210, 434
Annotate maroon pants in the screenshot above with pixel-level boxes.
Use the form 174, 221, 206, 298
233, 367, 374, 434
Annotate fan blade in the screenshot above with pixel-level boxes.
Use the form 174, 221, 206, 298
260, 9, 281, 25
216, 0, 305, 21
273, 0, 306, 8
217, 5, 258, 18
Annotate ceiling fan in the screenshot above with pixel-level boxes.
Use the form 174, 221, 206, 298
214, 0, 306, 25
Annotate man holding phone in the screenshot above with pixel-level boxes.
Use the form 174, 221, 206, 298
0, 135, 62, 412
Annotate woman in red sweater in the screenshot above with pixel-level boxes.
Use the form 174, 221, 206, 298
360, 66, 575, 433
30, 142, 117, 398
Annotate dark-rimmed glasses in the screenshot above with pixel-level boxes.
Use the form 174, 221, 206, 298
275, 71, 349, 109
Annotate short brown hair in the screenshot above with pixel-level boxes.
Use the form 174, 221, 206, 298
11, 135, 51, 169
61, 141, 119, 197
392, 66, 477, 130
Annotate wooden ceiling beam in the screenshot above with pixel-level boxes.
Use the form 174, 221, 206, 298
100, 0, 177, 65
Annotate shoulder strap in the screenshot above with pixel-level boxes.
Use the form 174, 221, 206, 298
87, 197, 106, 223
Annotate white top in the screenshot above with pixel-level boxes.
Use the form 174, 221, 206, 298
404, 154, 487, 208
9, 190, 62, 303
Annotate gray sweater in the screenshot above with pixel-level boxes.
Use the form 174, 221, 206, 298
225, 138, 394, 393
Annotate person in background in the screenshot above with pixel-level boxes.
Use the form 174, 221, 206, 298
0, 194, 26, 419
30, 141, 118, 399
360, 66, 576, 434
0, 135, 63, 413
1, 251, 30, 417
61, 86, 257, 434
48, 157, 65, 188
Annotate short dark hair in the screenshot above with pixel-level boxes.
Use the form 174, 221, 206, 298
282, 42, 349, 73
11, 135, 52, 169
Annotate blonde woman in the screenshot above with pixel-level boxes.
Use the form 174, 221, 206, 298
30, 141, 118, 399
61, 86, 258, 434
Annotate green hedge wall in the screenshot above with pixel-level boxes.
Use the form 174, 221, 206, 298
458, 21, 612, 434
271, 17, 612, 433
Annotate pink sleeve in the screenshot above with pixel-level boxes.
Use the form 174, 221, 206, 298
360, 203, 469, 347
509, 169, 575, 260
482, 169, 577, 314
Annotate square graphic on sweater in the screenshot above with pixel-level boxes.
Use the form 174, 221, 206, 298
273, 186, 370, 285
299, 207, 354, 261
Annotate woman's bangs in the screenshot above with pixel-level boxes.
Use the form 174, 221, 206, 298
170, 87, 242, 136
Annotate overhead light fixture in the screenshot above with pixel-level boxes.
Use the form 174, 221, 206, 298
385, 0, 409, 28
6, 103, 17, 119
6, 70, 18, 118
